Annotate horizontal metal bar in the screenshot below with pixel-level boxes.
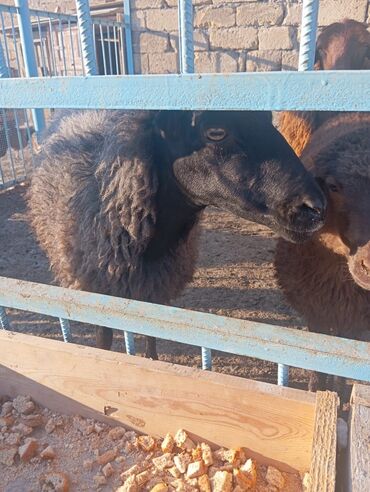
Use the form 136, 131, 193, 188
0, 72, 369, 111
92, 18, 122, 28
0, 5, 18, 14
29, 9, 121, 27
0, 276, 369, 382
28, 9, 78, 22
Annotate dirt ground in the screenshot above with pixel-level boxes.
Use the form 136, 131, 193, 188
0, 184, 311, 389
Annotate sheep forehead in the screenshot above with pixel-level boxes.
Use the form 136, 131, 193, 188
317, 21, 370, 61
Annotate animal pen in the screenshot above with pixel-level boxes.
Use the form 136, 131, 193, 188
0, 0, 369, 490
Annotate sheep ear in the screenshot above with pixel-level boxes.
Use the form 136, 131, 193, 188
97, 152, 159, 272
154, 111, 193, 139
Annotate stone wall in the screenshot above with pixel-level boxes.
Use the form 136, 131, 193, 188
1, 0, 370, 73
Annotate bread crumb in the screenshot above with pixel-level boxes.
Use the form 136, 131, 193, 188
211, 470, 233, 492
265, 466, 285, 489
174, 453, 191, 473
198, 474, 211, 492
174, 429, 196, 451
161, 433, 175, 453
186, 460, 206, 478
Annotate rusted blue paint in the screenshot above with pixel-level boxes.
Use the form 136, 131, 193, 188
0, 277, 369, 382
0, 72, 369, 111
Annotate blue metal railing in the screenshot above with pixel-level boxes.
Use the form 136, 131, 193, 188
0, 0, 133, 189
0, 0, 369, 387
0, 277, 369, 382
15, 0, 45, 134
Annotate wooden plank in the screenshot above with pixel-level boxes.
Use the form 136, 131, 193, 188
0, 276, 369, 382
0, 331, 316, 474
347, 384, 370, 491
308, 391, 338, 492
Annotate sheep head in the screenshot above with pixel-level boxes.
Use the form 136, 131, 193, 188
154, 110, 326, 243
301, 114, 370, 291
315, 19, 370, 70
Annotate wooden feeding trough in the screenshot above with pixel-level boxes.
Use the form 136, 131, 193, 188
0, 330, 339, 491
0, 277, 369, 490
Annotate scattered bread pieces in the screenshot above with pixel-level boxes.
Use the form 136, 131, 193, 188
186, 459, 206, 478
212, 470, 233, 492
174, 429, 196, 450
174, 452, 191, 474
161, 433, 175, 453
152, 452, 174, 470
265, 466, 285, 489
150, 483, 168, 492
201, 442, 214, 466
138, 435, 156, 452
1, 396, 305, 491
198, 473, 211, 492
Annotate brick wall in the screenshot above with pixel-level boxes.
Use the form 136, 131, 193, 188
2, 0, 370, 74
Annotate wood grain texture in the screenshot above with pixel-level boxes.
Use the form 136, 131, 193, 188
347, 384, 370, 492
0, 331, 316, 473
308, 391, 338, 492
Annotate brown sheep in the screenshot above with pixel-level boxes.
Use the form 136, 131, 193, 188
275, 113, 370, 392
29, 109, 326, 359
279, 19, 370, 156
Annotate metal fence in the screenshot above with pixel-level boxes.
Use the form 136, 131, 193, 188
0, 1, 132, 189
0, 0, 369, 387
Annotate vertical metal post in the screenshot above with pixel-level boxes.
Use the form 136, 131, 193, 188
178, 0, 195, 73
123, 0, 134, 74
178, 0, 211, 370
0, 306, 10, 330
277, 0, 319, 388
14, 0, 45, 135
298, 0, 320, 71
0, 39, 9, 78
124, 331, 136, 355
59, 318, 72, 342
0, 39, 16, 184
75, 0, 97, 75
277, 364, 289, 387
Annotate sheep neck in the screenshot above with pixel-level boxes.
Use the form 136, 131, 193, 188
144, 161, 202, 262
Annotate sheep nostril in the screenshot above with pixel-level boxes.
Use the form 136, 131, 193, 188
360, 259, 370, 276
298, 201, 324, 221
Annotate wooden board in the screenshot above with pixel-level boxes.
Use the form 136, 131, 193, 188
0, 331, 317, 474
347, 384, 370, 491
308, 391, 338, 492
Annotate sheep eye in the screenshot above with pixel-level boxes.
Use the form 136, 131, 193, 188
328, 183, 340, 192
326, 178, 341, 193
206, 128, 227, 142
